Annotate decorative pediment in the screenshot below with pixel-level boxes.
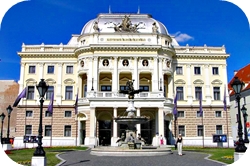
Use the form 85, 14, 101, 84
120, 77, 130, 82
211, 79, 223, 85
76, 113, 87, 121
174, 79, 186, 85
45, 78, 56, 85
26, 78, 37, 85
64, 78, 75, 84
193, 79, 204, 85
100, 77, 112, 82
140, 77, 150, 82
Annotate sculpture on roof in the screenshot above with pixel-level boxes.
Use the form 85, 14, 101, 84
152, 22, 158, 33
93, 21, 100, 32
113, 15, 139, 33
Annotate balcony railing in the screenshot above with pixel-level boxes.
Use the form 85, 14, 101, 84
86, 91, 165, 98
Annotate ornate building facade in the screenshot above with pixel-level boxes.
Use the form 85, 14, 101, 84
14, 12, 233, 148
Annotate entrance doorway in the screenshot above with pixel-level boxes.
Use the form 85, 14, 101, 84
80, 121, 86, 145
98, 120, 111, 146
164, 120, 170, 145
141, 120, 153, 145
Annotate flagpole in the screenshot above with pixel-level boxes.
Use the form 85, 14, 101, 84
202, 113, 204, 148
24, 87, 28, 149
226, 107, 229, 148
50, 114, 53, 147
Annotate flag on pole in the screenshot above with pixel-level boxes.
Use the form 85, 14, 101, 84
47, 92, 54, 114
223, 85, 227, 111
13, 87, 27, 107
173, 93, 178, 119
199, 92, 203, 116
74, 92, 78, 115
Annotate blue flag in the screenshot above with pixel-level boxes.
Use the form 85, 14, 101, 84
48, 92, 54, 114
13, 87, 27, 107
74, 92, 78, 115
173, 93, 178, 119
199, 92, 203, 116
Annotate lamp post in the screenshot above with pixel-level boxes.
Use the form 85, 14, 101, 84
241, 105, 249, 143
231, 77, 247, 152
91, 78, 94, 91
0, 113, 6, 145
6, 105, 13, 144
33, 79, 48, 156
159, 78, 162, 91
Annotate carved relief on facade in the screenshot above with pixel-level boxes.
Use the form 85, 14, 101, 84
102, 59, 109, 66
142, 59, 149, 66
122, 59, 129, 66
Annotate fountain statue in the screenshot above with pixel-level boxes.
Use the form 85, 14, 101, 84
114, 80, 149, 148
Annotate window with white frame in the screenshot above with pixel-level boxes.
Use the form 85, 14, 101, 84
101, 85, 112, 91
65, 86, 73, 100
25, 125, 32, 135
64, 125, 71, 137
46, 86, 54, 100
139, 86, 149, 92
197, 111, 203, 117
212, 67, 219, 75
176, 66, 183, 75
84, 85, 87, 97
178, 111, 185, 118
26, 110, 33, 117
197, 125, 204, 136
45, 110, 52, 117
195, 87, 202, 100
178, 125, 185, 136
216, 125, 223, 134
45, 125, 52, 136
213, 87, 220, 100
65, 111, 72, 117
27, 86, 34, 99
215, 111, 222, 117
194, 67, 201, 75
66, 66, 73, 74
176, 87, 184, 100
29, 66, 36, 74
47, 66, 54, 74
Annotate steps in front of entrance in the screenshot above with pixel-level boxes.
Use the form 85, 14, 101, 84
90, 146, 173, 156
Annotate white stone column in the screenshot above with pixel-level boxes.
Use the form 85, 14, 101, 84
87, 58, 93, 92
204, 65, 211, 105
93, 57, 98, 91
39, 63, 44, 80
112, 57, 118, 93
19, 63, 25, 91
186, 64, 192, 104
136, 107, 141, 134
78, 75, 82, 98
168, 76, 174, 99
111, 107, 118, 146
133, 57, 139, 89
152, 57, 159, 91
159, 58, 163, 92
87, 107, 96, 146
158, 108, 164, 138
56, 63, 63, 104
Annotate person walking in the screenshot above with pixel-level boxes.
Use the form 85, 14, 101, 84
176, 134, 183, 156
160, 135, 164, 145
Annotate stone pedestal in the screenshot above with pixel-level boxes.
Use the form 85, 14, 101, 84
234, 152, 245, 162
2, 144, 12, 150
31, 156, 47, 166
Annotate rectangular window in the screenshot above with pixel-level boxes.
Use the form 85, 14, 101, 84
212, 67, 219, 75
178, 125, 185, 137
45, 110, 52, 117
27, 86, 35, 100
120, 86, 128, 91
64, 125, 71, 137
47, 66, 54, 74
25, 125, 32, 135
45, 125, 52, 136
29, 66, 36, 74
197, 111, 203, 117
216, 125, 223, 134
215, 111, 222, 117
195, 87, 202, 100
84, 85, 87, 97
139, 86, 149, 92
46, 86, 54, 100
197, 125, 204, 136
65, 86, 73, 100
176, 66, 183, 75
26, 110, 33, 117
65, 111, 72, 117
176, 87, 184, 100
178, 111, 184, 118
66, 66, 73, 74
164, 85, 166, 97
213, 87, 220, 100
194, 67, 201, 75
101, 85, 112, 91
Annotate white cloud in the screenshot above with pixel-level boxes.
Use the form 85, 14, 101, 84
171, 31, 194, 42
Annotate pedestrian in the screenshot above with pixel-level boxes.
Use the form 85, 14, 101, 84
176, 134, 183, 156
160, 135, 164, 145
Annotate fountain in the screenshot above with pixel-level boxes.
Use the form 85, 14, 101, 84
91, 80, 172, 156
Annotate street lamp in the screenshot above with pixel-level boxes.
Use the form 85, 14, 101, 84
241, 105, 249, 143
6, 105, 13, 144
0, 113, 6, 145
231, 76, 247, 152
33, 79, 48, 156
159, 78, 162, 91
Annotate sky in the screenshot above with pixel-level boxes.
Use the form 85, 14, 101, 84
0, 0, 250, 84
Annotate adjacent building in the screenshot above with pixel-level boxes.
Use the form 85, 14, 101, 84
14, 12, 233, 148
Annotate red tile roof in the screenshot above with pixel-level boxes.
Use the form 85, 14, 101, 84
228, 64, 250, 96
